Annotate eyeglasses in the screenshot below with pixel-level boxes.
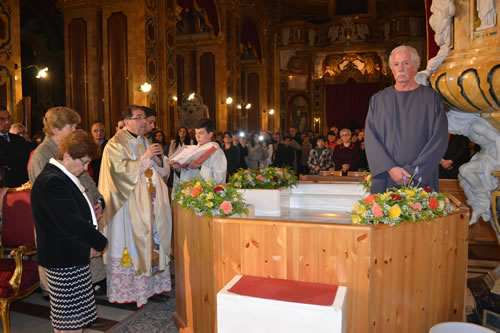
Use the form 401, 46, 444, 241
79, 158, 91, 166
129, 116, 147, 121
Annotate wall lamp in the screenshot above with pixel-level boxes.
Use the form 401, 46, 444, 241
269, 109, 275, 115
168, 94, 178, 106
139, 82, 152, 92
224, 97, 233, 105
237, 103, 251, 110
36, 67, 48, 79
19, 65, 49, 79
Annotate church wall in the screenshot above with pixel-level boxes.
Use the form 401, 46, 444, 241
0, 1, 23, 124
63, 0, 178, 137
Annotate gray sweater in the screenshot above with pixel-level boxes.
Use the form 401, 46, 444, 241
28, 136, 103, 205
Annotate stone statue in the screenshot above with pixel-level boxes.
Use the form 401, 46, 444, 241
280, 49, 296, 71
447, 110, 500, 225
281, 27, 290, 46
308, 29, 316, 46
313, 53, 327, 78
477, 0, 497, 30
416, 0, 455, 85
178, 93, 209, 130
328, 25, 340, 42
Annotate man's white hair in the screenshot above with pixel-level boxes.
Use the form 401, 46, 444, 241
389, 45, 421, 69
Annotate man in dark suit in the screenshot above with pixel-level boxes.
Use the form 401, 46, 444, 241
90, 122, 108, 184
0, 107, 34, 187
439, 133, 471, 179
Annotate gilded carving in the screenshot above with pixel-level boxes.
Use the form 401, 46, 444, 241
432, 65, 500, 113
322, 52, 382, 84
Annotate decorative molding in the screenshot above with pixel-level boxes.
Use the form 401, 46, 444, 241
276, 16, 425, 48
0, 2, 12, 59
61, 0, 102, 9
0, 66, 13, 113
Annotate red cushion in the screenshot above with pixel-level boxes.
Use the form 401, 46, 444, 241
0, 259, 39, 298
3, 189, 36, 248
228, 275, 339, 306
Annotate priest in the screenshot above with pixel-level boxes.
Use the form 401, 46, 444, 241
98, 105, 172, 307
365, 45, 448, 194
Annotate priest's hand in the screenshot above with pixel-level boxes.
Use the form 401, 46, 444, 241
388, 166, 411, 185
146, 143, 164, 159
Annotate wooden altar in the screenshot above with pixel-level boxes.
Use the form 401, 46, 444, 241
173, 202, 470, 333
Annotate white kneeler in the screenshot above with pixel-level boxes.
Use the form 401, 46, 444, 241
217, 275, 347, 333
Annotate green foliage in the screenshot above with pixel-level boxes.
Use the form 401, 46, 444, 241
228, 166, 298, 189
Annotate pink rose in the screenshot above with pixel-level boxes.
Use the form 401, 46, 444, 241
185, 188, 191, 195
285, 173, 291, 179
256, 175, 264, 181
410, 202, 422, 212
244, 170, 250, 174
220, 201, 232, 214
372, 204, 383, 217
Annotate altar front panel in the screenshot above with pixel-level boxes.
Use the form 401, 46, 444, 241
174, 203, 469, 333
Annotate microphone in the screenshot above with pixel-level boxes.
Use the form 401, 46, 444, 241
151, 138, 164, 166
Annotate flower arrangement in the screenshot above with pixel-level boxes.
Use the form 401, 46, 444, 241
228, 166, 298, 190
351, 168, 454, 226
174, 177, 248, 217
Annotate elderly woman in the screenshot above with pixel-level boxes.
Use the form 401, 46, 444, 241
28, 106, 106, 298
308, 135, 333, 175
31, 130, 108, 332
332, 128, 361, 176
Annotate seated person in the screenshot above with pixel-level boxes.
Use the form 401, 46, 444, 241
332, 129, 361, 176
307, 135, 333, 175
439, 134, 470, 179
175, 118, 227, 184
326, 131, 337, 150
